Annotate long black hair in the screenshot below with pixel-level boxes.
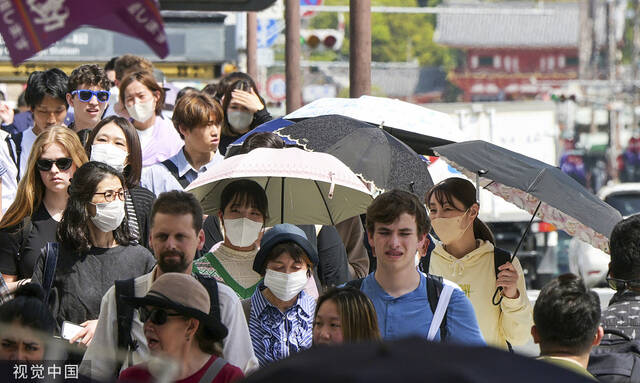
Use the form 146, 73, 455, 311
57, 161, 135, 252
425, 177, 495, 245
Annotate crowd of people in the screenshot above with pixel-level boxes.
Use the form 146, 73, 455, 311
0, 55, 630, 382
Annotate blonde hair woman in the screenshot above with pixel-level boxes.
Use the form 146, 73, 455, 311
0, 126, 87, 290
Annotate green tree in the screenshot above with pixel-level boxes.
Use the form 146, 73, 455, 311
307, 0, 458, 70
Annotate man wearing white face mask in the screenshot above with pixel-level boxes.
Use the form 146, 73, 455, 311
246, 223, 318, 368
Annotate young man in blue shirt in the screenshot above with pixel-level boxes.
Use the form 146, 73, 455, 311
360, 189, 485, 345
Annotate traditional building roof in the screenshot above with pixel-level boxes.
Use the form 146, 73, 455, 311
434, 1, 621, 49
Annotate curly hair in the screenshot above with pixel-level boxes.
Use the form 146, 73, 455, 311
56, 161, 135, 252
0, 126, 87, 229
68, 64, 111, 93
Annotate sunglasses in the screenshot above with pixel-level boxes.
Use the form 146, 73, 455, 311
72, 89, 110, 103
139, 307, 183, 325
606, 277, 640, 291
36, 158, 73, 171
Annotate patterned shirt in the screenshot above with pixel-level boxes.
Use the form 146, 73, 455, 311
248, 282, 315, 368
0, 274, 11, 305
601, 290, 640, 340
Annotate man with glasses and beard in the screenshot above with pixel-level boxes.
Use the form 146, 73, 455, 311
80, 191, 258, 381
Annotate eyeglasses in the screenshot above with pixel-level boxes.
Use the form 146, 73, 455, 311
71, 89, 110, 103
94, 189, 126, 202
606, 277, 640, 291
36, 158, 73, 171
139, 307, 183, 325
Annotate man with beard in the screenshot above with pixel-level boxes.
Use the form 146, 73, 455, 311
80, 191, 258, 381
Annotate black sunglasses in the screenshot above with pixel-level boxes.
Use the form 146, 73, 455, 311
139, 307, 183, 325
36, 158, 73, 171
72, 89, 110, 103
606, 277, 640, 292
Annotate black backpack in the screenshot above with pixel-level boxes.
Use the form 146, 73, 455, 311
345, 274, 449, 341
161, 159, 190, 188
588, 329, 640, 382
114, 273, 221, 375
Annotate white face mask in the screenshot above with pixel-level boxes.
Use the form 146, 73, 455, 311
90, 199, 125, 233
126, 100, 155, 122
227, 110, 253, 134
224, 217, 263, 247
90, 144, 128, 172
264, 269, 309, 301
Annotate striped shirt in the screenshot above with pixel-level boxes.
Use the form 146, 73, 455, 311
248, 282, 315, 368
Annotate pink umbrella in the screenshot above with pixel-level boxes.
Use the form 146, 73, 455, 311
0, 0, 168, 65
186, 147, 373, 226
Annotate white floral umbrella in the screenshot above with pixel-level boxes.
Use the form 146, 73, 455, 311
186, 147, 373, 226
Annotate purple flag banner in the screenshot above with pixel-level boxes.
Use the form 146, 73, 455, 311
0, 0, 168, 66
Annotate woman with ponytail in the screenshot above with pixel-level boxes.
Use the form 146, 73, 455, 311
425, 178, 533, 349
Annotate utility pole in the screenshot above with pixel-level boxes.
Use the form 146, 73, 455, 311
632, 0, 640, 132
247, 12, 258, 81
606, 0, 616, 81
285, 0, 302, 113
349, 0, 371, 97
578, 0, 592, 79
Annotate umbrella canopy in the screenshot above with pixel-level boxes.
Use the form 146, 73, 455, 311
284, 95, 465, 153
242, 337, 593, 383
0, 1, 168, 65
186, 147, 373, 226
434, 140, 622, 254
276, 115, 434, 198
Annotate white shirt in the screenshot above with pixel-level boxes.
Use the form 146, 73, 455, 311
0, 127, 36, 214
80, 268, 259, 381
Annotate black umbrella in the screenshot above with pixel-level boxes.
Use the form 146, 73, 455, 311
240, 337, 593, 383
433, 141, 622, 303
277, 115, 434, 198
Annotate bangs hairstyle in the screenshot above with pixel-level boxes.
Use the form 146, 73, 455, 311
114, 54, 153, 82
366, 189, 430, 238
68, 64, 111, 92
24, 68, 69, 109
609, 214, 640, 280
0, 126, 87, 229
259, 241, 313, 276
220, 179, 269, 221
57, 161, 135, 252
315, 288, 381, 343
425, 177, 495, 244
85, 116, 143, 188
119, 71, 164, 116
172, 92, 224, 139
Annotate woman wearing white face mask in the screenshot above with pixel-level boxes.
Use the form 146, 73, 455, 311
425, 177, 533, 349
217, 79, 271, 156
247, 223, 318, 368
119, 71, 182, 167
86, 116, 156, 250
192, 179, 268, 300
31, 162, 155, 349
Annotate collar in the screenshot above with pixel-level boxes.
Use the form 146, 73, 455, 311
251, 281, 314, 317
174, 147, 217, 178
610, 289, 640, 305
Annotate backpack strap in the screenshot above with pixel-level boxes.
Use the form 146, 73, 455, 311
5, 132, 22, 182
42, 242, 59, 305
427, 280, 454, 342
115, 278, 136, 373
426, 274, 448, 341
161, 159, 190, 188
195, 274, 220, 321
198, 357, 228, 383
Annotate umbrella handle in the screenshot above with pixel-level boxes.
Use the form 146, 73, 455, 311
492, 200, 543, 306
